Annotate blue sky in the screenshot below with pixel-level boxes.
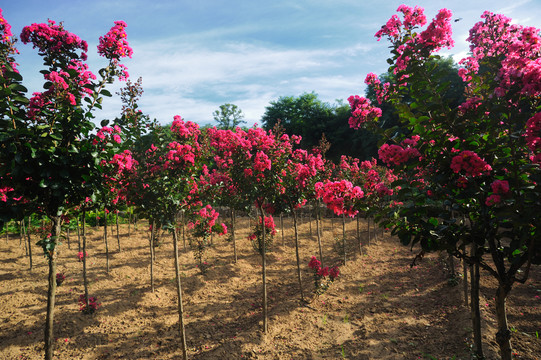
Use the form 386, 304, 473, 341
2, 0, 540, 127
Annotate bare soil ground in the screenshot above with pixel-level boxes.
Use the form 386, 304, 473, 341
1, 216, 540, 359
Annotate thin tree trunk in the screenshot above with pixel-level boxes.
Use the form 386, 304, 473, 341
76, 216, 81, 253
104, 210, 109, 273
367, 217, 371, 247
258, 206, 268, 333
357, 215, 362, 256
150, 218, 155, 293
373, 217, 378, 243
67, 225, 70, 250
23, 217, 33, 270
127, 209, 131, 237
292, 209, 305, 302
448, 252, 455, 279
462, 243, 468, 307
172, 221, 188, 360
470, 244, 484, 359
231, 209, 237, 263
20, 221, 25, 251
308, 205, 312, 236
116, 211, 121, 252
342, 213, 347, 265
44, 215, 61, 360
280, 213, 284, 246
4, 222, 7, 243
316, 203, 323, 264
82, 210, 89, 311
495, 283, 512, 360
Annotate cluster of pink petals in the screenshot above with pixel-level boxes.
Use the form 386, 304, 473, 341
450, 150, 492, 177
97, 21, 132, 60
110, 150, 137, 174
491, 179, 510, 194
171, 115, 201, 141
166, 141, 195, 167
0, 186, 14, 202
364, 73, 391, 104
308, 256, 340, 281
315, 180, 364, 217
347, 95, 382, 129
459, 11, 541, 97
94, 125, 122, 146
21, 20, 88, 59
0, 8, 12, 42
378, 136, 421, 166
417, 8, 454, 51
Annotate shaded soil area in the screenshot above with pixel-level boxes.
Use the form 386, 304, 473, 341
1, 215, 540, 359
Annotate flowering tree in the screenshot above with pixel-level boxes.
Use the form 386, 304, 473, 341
315, 179, 364, 265
278, 147, 326, 301
348, 5, 541, 359
209, 125, 294, 332
127, 115, 202, 359
0, 11, 132, 359
187, 204, 227, 273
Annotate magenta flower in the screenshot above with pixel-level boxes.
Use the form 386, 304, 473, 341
97, 21, 132, 60
450, 150, 492, 177
347, 95, 382, 129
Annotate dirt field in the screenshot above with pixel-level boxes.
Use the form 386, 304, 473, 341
1, 215, 540, 359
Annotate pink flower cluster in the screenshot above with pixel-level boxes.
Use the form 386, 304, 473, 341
78, 294, 101, 314
374, 6, 454, 75
0, 8, 12, 42
347, 95, 382, 129
365, 73, 391, 104
0, 185, 14, 202
417, 8, 454, 51
77, 251, 88, 261
171, 115, 201, 141
189, 204, 226, 237
450, 150, 492, 177
248, 215, 277, 241
378, 136, 421, 166
21, 20, 88, 59
94, 125, 122, 146
166, 141, 196, 167
97, 21, 133, 60
289, 149, 326, 190
485, 179, 510, 206
315, 180, 364, 217
110, 150, 137, 174
459, 11, 541, 97
308, 256, 340, 281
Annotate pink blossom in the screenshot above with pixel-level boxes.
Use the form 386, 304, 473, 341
450, 150, 492, 177
485, 194, 501, 206
347, 95, 382, 129
491, 180, 509, 194
308, 256, 321, 270
97, 21, 132, 60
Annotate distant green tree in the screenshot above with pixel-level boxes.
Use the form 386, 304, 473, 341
212, 103, 246, 130
261, 92, 377, 161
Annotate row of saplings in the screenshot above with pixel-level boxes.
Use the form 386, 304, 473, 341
3, 205, 504, 359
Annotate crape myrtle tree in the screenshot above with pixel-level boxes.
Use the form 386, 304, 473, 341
0, 11, 133, 360
348, 5, 541, 359
127, 115, 202, 359
209, 125, 297, 332
278, 147, 327, 302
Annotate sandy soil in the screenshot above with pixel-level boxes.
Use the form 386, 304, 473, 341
1, 215, 540, 359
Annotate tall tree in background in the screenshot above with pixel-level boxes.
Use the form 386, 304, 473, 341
213, 103, 246, 130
